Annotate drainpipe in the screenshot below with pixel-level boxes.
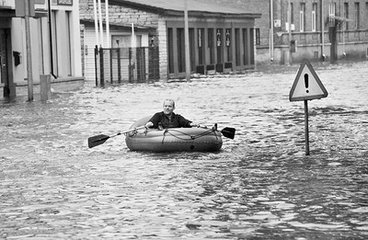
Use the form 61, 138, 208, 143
48, 0, 57, 79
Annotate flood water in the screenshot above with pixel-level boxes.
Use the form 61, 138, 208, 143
1, 61, 367, 239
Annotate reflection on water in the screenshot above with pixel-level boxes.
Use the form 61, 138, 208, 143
0, 62, 368, 239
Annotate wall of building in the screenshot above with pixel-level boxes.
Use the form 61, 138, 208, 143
157, 17, 168, 80
210, 0, 368, 65
4, 0, 83, 99
79, 0, 159, 30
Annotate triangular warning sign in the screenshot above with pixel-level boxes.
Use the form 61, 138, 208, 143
289, 60, 328, 102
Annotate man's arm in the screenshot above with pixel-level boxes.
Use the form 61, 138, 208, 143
145, 112, 161, 128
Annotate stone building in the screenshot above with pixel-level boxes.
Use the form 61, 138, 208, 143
211, 0, 368, 64
0, 0, 83, 100
79, 0, 261, 81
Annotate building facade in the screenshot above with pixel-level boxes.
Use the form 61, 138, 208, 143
0, 0, 83, 100
213, 0, 368, 64
79, 0, 260, 81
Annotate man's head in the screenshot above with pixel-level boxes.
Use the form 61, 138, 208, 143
163, 99, 175, 115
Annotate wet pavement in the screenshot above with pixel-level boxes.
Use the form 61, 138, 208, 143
1, 61, 367, 239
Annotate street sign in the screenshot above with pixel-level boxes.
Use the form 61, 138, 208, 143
289, 60, 328, 156
289, 60, 328, 101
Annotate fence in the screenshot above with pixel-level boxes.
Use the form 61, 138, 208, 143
94, 46, 160, 87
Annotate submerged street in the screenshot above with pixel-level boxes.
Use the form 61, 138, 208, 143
0, 61, 367, 239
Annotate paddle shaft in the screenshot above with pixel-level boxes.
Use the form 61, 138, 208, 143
88, 126, 145, 148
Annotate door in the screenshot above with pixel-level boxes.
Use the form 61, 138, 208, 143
0, 29, 10, 98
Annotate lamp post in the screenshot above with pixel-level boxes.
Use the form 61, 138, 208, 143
288, 0, 292, 65
25, 0, 33, 101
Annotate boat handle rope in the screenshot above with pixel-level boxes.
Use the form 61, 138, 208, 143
162, 128, 216, 144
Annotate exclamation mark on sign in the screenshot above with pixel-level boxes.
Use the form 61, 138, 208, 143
304, 74, 309, 93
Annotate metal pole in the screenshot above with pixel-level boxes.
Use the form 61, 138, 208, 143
105, 0, 110, 48
288, 0, 292, 65
270, 0, 274, 61
321, 0, 325, 60
25, 0, 33, 101
97, 0, 104, 47
184, 0, 191, 81
93, 0, 99, 45
304, 100, 310, 155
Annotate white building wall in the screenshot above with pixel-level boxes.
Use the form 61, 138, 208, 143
10, 1, 82, 85
157, 17, 167, 80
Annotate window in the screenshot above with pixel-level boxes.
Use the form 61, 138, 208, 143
198, 28, 205, 65
243, 28, 249, 65
300, 3, 306, 32
208, 28, 215, 64
344, 3, 349, 30
235, 28, 240, 66
225, 28, 232, 62
286, 2, 295, 32
167, 28, 174, 73
312, 3, 317, 32
355, 2, 360, 29
366, 3, 368, 29
255, 28, 260, 46
177, 28, 185, 73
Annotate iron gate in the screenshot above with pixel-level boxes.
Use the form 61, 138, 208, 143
94, 46, 160, 87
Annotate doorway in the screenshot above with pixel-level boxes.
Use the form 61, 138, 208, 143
0, 28, 12, 98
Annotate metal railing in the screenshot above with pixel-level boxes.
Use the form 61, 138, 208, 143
94, 46, 160, 87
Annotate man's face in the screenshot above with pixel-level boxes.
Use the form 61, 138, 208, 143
163, 101, 175, 115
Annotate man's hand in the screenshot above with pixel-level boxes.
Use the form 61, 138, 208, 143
145, 121, 154, 129
190, 122, 201, 128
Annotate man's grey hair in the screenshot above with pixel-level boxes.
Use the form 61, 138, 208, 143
163, 99, 175, 108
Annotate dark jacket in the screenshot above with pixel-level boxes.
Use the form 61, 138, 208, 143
149, 112, 192, 129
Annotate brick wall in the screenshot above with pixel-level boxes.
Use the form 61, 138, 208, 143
79, 0, 159, 29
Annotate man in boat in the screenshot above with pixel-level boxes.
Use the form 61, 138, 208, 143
145, 99, 199, 129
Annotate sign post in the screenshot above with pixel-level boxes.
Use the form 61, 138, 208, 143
289, 60, 328, 155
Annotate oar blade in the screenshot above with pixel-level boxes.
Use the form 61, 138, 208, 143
221, 127, 236, 139
88, 134, 110, 148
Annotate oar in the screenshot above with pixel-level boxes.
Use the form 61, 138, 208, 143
88, 126, 145, 148
220, 127, 236, 139
200, 124, 236, 139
